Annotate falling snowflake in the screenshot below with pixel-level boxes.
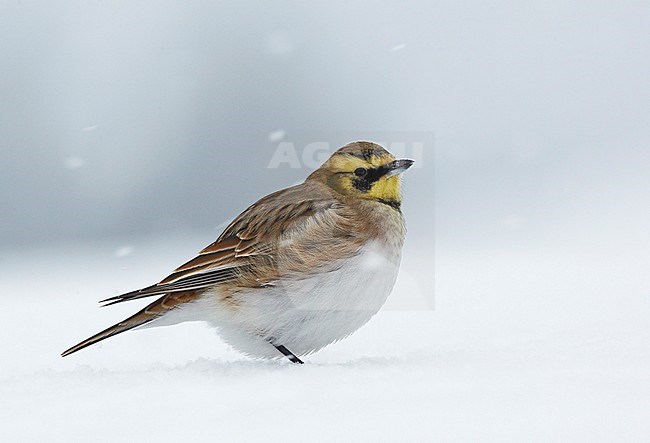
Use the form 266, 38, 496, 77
268, 130, 286, 142
114, 246, 134, 258
64, 157, 85, 170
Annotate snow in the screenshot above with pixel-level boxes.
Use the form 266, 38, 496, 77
1, 237, 648, 441
268, 130, 286, 142
63, 157, 85, 170
113, 245, 134, 259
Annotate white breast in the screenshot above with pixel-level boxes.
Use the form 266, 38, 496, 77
167, 238, 402, 359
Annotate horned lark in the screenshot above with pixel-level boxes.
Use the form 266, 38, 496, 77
62, 141, 413, 363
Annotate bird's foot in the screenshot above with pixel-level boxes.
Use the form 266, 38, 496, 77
273, 344, 304, 364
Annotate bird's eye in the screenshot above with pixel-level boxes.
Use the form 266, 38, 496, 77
354, 168, 367, 177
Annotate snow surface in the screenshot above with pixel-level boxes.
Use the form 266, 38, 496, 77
1, 236, 648, 441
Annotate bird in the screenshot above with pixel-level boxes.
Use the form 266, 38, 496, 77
62, 141, 414, 364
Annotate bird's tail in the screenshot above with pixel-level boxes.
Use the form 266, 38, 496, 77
61, 291, 197, 357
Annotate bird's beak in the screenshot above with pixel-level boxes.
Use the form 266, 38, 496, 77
384, 159, 415, 178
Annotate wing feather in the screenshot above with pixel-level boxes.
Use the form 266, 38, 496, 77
100, 186, 331, 306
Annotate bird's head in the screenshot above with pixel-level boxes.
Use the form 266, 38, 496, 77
308, 141, 414, 208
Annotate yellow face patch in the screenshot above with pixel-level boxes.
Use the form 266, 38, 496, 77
325, 150, 397, 172
363, 174, 402, 202
324, 153, 403, 205
324, 153, 387, 172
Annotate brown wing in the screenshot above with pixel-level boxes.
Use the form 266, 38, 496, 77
68, 181, 370, 358
100, 183, 341, 306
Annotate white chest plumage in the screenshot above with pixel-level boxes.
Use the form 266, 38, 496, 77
150, 203, 406, 359
156, 232, 402, 359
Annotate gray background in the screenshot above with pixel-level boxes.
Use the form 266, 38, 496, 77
1, 0, 648, 263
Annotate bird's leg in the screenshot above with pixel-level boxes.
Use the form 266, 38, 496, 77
266, 336, 304, 364
273, 344, 304, 364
